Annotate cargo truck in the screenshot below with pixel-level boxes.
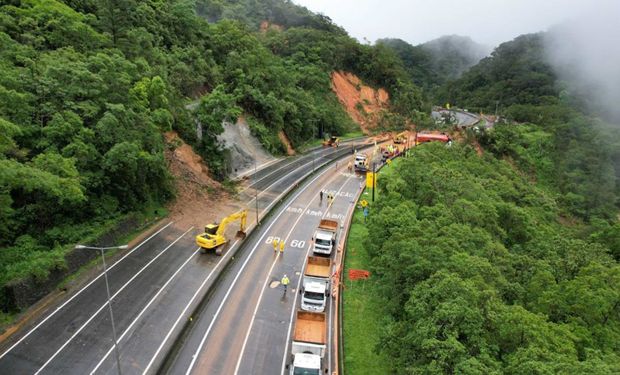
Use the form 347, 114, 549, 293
312, 219, 338, 256
353, 153, 368, 172
301, 256, 332, 312
289, 311, 327, 375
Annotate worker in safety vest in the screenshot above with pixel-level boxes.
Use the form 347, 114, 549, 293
281, 274, 290, 292
279, 240, 285, 253
273, 238, 279, 252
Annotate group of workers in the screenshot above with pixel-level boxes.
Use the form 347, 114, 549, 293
319, 190, 335, 206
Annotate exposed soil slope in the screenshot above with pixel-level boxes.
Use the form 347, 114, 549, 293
164, 132, 241, 228
278, 130, 296, 155
331, 71, 390, 133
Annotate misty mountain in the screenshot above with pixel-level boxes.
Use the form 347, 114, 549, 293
378, 35, 490, 90
435, 33, 559, 114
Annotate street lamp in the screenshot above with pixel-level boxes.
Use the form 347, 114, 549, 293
75, 244, 128, 375
252, 149, 260, 225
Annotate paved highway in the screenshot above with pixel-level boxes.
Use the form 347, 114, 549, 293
164, 160, 361, 375
0, 140, 367, 375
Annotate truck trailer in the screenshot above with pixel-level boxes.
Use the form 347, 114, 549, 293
301, 256, 332, 312
289, 311, 327, 375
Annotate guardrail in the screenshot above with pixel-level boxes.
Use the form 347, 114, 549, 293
333, 144, 409, 375
157, 141, 374, 373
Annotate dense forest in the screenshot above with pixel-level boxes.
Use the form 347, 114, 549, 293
361, 30, 620, 373
369, 144, 620, 373
0, 0, 424, 310
1, 0, 619, 371
378, 35, 489, 94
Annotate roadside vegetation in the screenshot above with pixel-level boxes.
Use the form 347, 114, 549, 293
343, 199, 391, 375
364, 143, 620, 373
0, 0, 425, 315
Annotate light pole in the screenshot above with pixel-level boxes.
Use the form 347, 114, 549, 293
252, 149, 260, 225
75, 244, 128, 375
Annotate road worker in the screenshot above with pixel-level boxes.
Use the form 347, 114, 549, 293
347, 161, 352, 173
281, 274, 290, 292
273, 238, 279, 252
279, 240, 285, 253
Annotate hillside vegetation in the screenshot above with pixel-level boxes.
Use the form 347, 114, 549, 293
0, 0, 425, 312
352, 30, 620, 374
379, 35, 489, 92
367, 145, 620, 373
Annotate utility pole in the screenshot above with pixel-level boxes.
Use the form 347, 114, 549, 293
252, 149, 260, 225
372, 162, 376, 202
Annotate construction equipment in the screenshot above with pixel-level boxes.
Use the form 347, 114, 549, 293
394, 131, 408, 144
322, 135, 340, 147
196, 210, 247, 255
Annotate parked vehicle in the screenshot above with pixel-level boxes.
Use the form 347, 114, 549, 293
312, 219, 338, 256
301, 256, 332, 312
289, 311, 326, 375
353, 153, 368, 172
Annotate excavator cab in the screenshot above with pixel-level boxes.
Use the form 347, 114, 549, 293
204, 223, 219, 236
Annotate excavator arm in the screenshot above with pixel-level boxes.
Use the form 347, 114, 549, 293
215, 209, 247, 237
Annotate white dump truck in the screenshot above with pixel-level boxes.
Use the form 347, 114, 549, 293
289, 311, 327, 375
312, 219, 338, 256
301, 256, 332, 312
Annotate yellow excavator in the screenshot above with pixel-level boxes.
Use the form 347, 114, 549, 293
394, 131, 408, 144
322, 135, 340, 147
196, 210, 247, 255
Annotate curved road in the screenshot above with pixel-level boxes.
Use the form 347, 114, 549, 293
0, 140, 368, 374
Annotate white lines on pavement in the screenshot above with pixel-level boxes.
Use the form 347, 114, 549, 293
140, 238, 240, 375
232, 174, 347, 375
183, 169, 332, 375
0, 222, 174, 362
243, 145, 349, 204
278, 175, 355, 375
90, 247, 202, 374
34, 226, 194, 375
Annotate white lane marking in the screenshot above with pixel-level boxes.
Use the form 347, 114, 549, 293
182, 169, 332, 375
243, 144, 351, 203
240, 142, 352, 195
232, 174, 346, 375
140, 238, 239, 375
0, 222, 174, 361
143, 160, 335, 375
33, 226, 194, 375
278, 176, 355, 375
235, 158, 283, 181
90, 247, 202, 374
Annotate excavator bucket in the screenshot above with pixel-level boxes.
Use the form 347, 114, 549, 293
236, 230, 246, 239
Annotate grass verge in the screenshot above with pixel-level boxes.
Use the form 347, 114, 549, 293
342, 199, 391, 374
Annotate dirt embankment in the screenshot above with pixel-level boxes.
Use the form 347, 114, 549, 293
331, 71, 390, 134
278, 130, 295, 155
164, 131, 242, 228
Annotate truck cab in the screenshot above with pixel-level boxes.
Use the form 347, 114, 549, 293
301, 280, 327, 312
354, 153, 368, 171
290, 353, 321, 375
312, 230, 335, 255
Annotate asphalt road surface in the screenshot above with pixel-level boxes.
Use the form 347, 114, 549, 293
164, 158, 361, 375
0, 140, 368, 375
